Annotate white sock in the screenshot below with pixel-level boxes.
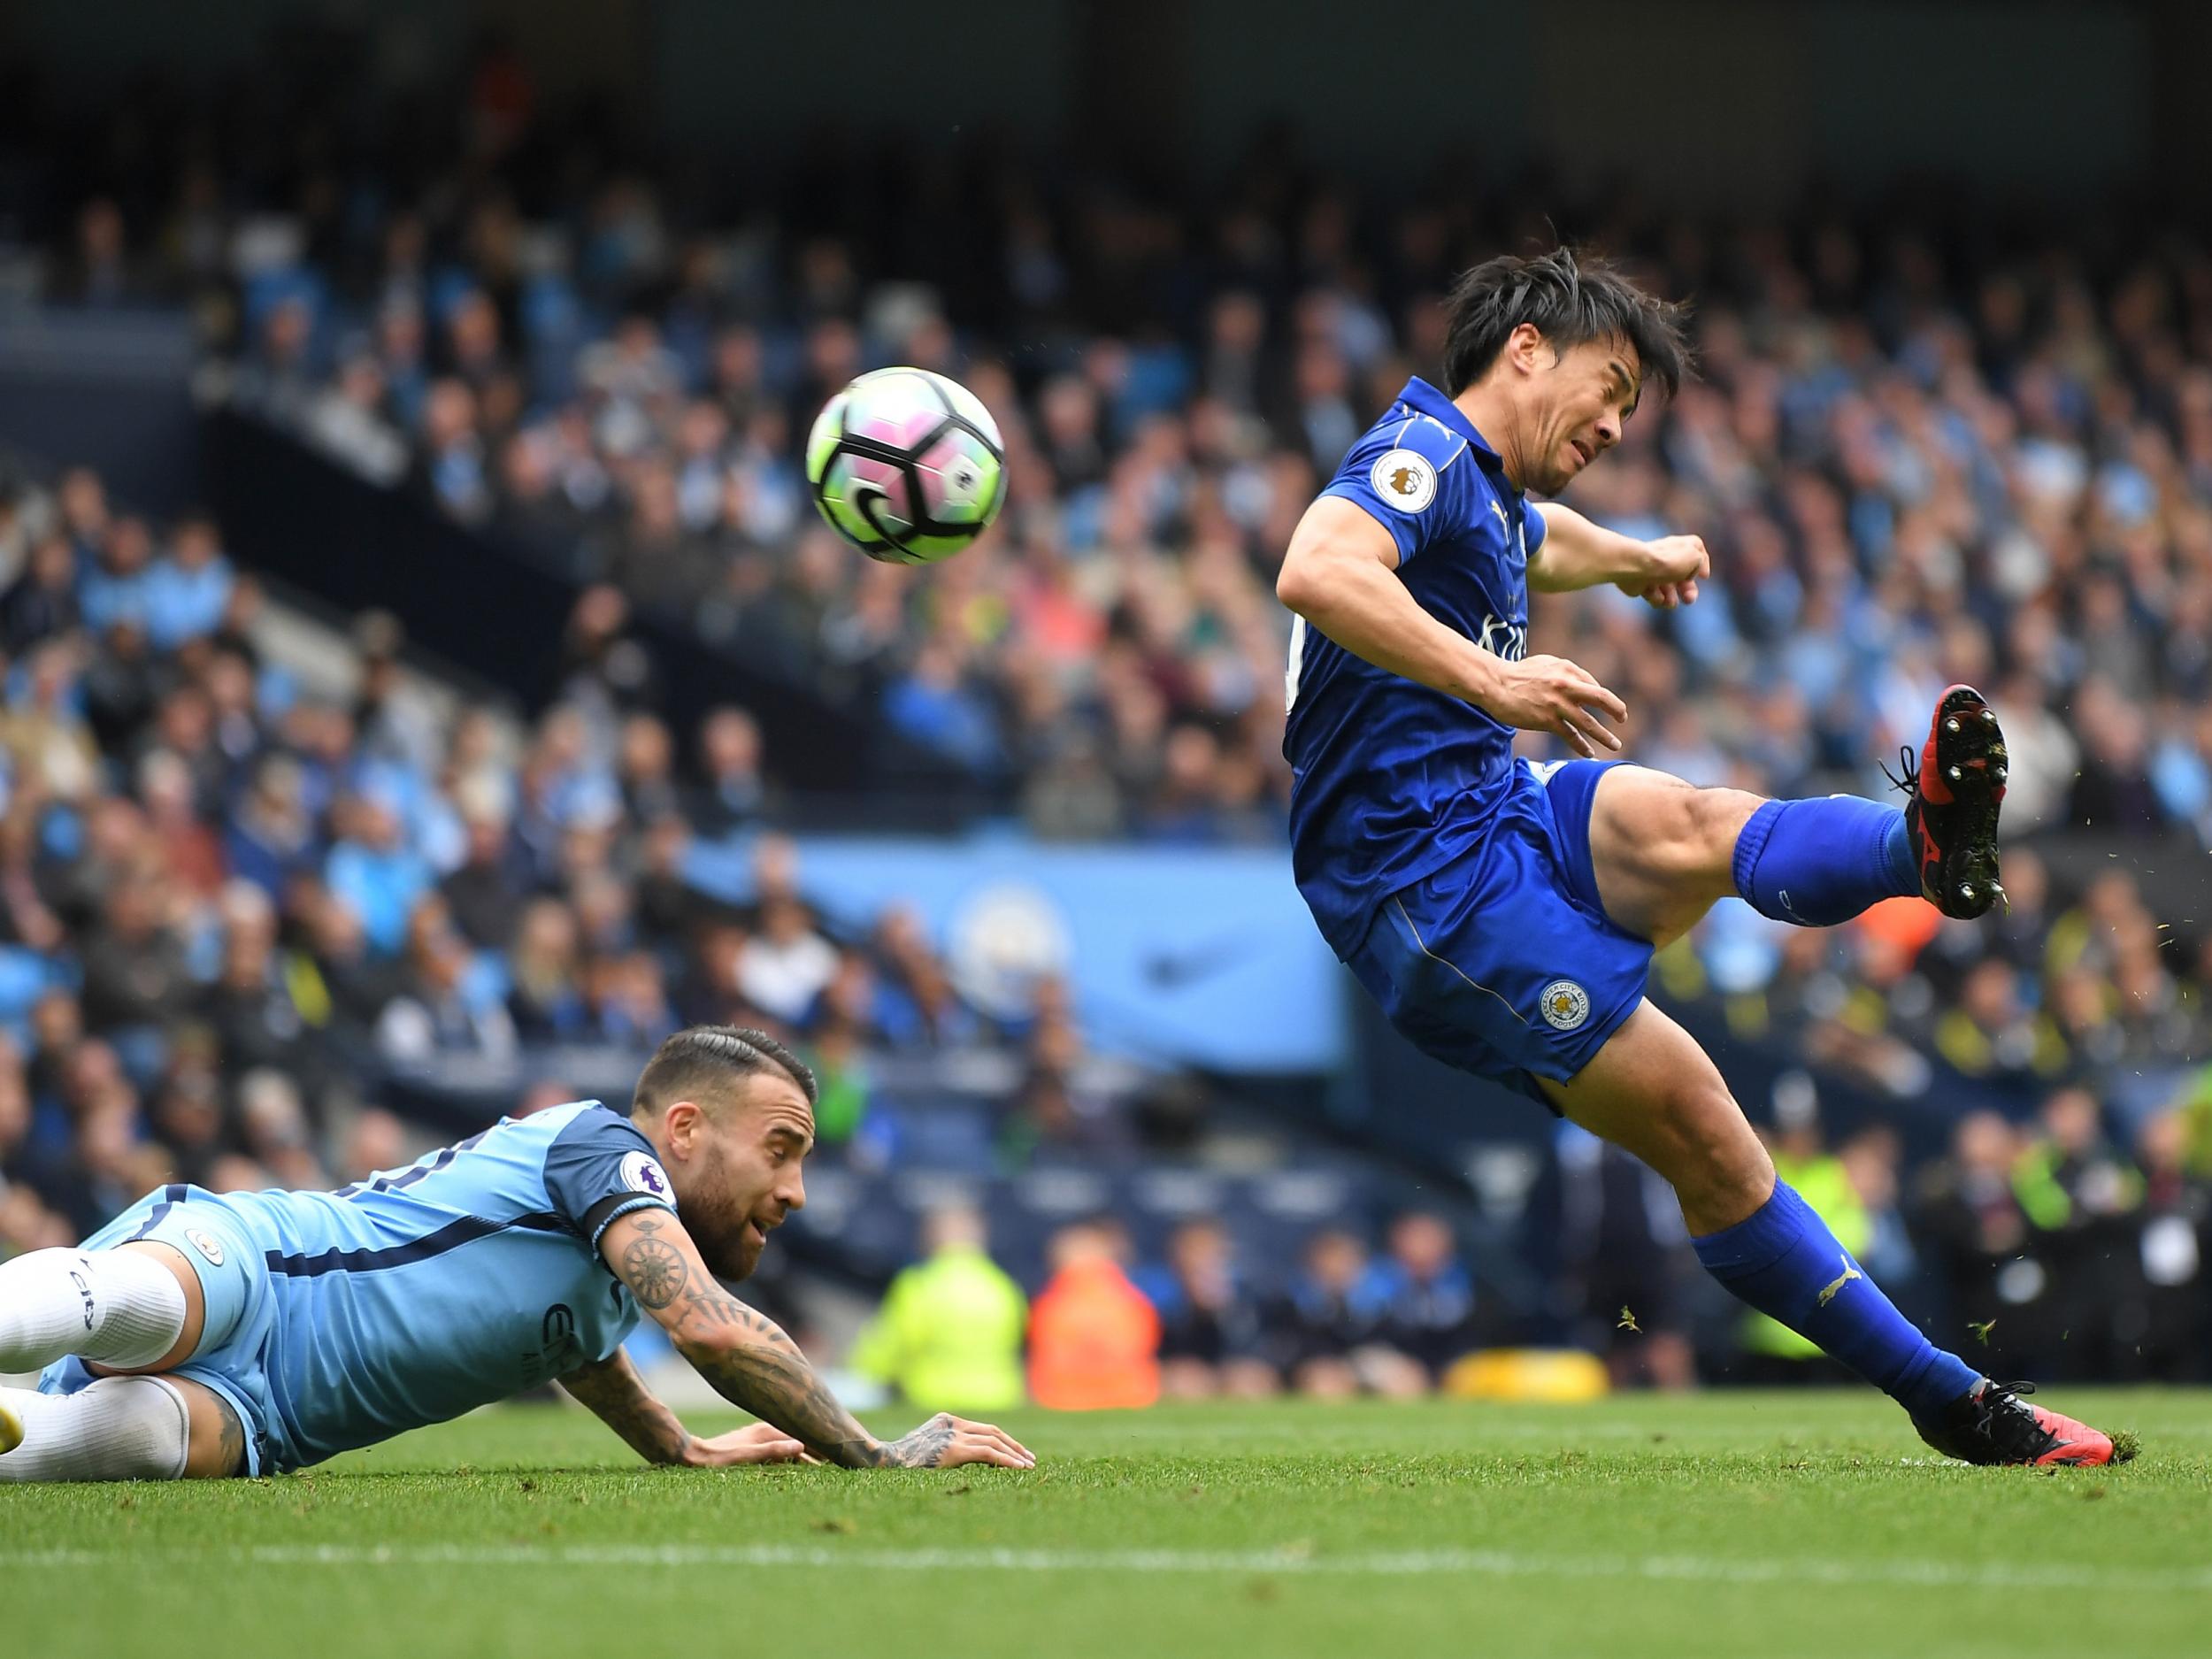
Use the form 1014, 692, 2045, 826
0, 1379, 192, 1481
0, 1248, 188, 1372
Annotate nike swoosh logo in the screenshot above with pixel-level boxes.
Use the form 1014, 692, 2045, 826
1141, 934, 1257, 989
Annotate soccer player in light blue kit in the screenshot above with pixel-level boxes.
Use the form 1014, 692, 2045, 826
0, 1026, 1033, 1480
1279, 247, 2119, 1465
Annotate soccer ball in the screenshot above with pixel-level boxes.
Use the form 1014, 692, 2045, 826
804, 367, 1007, 564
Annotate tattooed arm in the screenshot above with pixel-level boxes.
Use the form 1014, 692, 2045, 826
558, 1346, 687, 1463
598, 1209, 1033, 1471
558, 1346, 805, 1469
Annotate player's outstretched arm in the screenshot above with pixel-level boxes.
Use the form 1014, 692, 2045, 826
1279, 496, 1627, 757
1529, 502, 1708, 608
600, 1209, 1034, 1471
557, 1346, 807, 1468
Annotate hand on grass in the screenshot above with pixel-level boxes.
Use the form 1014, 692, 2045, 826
875, 1412, 1036, 1470
686, 1422, 814, 1467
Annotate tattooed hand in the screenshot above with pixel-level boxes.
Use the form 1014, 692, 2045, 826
599, 1210, 1037, 1472
872, 1411, 1033, 1471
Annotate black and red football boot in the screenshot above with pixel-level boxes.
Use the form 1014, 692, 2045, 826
1889, 684, 2008, 919
1914, 1379, 2124, 1467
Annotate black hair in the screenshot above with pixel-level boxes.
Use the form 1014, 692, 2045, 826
1440, 247, 1693, 403
631, 1024, 818, 1115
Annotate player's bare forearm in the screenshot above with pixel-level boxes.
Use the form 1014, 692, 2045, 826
1528, 502, 1651, 590
606, 1210, 935, 1467
670, 1289, 944, 1468
557, 1348, 694, 1466
1530, 503, 1709, 606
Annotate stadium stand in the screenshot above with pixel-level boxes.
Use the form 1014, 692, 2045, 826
2, 33, 2209, 1392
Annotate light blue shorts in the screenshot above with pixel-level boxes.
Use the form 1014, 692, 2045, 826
40, 1184, 289, 1476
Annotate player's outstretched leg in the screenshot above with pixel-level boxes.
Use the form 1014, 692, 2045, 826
1737, 682, 2008, 924
1541, 1000, 2121, 1467
1575, 686, 2008, 947
0, 1378, 193, 1481
1587, 685, 2009, 945
0, 1246, 189, 1374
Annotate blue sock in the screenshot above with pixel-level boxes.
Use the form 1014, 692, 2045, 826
1693, 1180, 1978, 1419
1732, 797, 1919, 926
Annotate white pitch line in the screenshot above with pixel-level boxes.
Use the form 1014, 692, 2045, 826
16, 1541, 2212, 1592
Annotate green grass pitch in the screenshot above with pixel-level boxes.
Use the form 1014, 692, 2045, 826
7, 1390, 2210, 1658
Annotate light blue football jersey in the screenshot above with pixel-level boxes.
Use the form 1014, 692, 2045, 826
48, 1102, 680, 1471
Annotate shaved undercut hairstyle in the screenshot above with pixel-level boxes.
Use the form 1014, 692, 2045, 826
1440, 247, 1694, 402
630, 1024, 818, 1118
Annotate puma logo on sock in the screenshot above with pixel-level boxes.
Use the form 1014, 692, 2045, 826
69, 1268, 95, 1330
1817, 1254, 1863, 1306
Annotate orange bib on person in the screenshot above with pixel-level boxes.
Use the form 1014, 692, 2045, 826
1025, 1258, 1160, 1410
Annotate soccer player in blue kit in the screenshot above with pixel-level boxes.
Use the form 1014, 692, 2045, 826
0, 1026, 1033, 1480
1278, 247, 2119, 1466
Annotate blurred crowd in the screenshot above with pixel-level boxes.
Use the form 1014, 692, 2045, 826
852, 1066, 2212, 1414
855, 1206, 1494, 1413
17, 41, 2212, 851
0, 460, 1136, 1258
0, 453, 2207, 1387
3, 40, 2210, 1389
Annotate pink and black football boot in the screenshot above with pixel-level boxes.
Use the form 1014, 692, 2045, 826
1888, 684, 2008, 919
1914, 1379, 2126, 1467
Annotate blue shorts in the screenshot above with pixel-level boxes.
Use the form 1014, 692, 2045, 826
40, 1185, 289, 1476
1344, 758, 1651, 1104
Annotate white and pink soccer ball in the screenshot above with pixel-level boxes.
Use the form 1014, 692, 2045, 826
803, 367, 1007, 564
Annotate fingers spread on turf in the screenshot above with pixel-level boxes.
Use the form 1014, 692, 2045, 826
956, 1437, 1030, 1470
946, 1417, 1035, 1468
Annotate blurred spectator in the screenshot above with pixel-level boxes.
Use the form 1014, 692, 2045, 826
737, 895, 838, 1025
1547, 1122, 1699, 1388
1838, 1125, 1918, 1294
142, 513, 234, 652
1133, 1219, 1279, 1399
1371, 1212, 1481, 1383
690, 707, 766, 838
440, 780, 527, 950
3, 535, 81, 653
1913, 1112, 2045, 1376
374, 903, 518, 1065
1263, 1229, 1425, 1399
326, 789, 433, 956
2010, 1087, 2145, 1379
200, 882, 319, 1094
1027, 1217, 1159, 1410
506, 898, 586, 1041
2115, 1111, 2210, 1379
850, 1203, 1027, 1411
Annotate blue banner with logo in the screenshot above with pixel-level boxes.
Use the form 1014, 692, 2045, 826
684, 831, 1345, 1074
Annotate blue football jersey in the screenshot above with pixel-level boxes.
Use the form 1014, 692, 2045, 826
1283, 376, 1549, 957
203, 1102, 676, 1466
